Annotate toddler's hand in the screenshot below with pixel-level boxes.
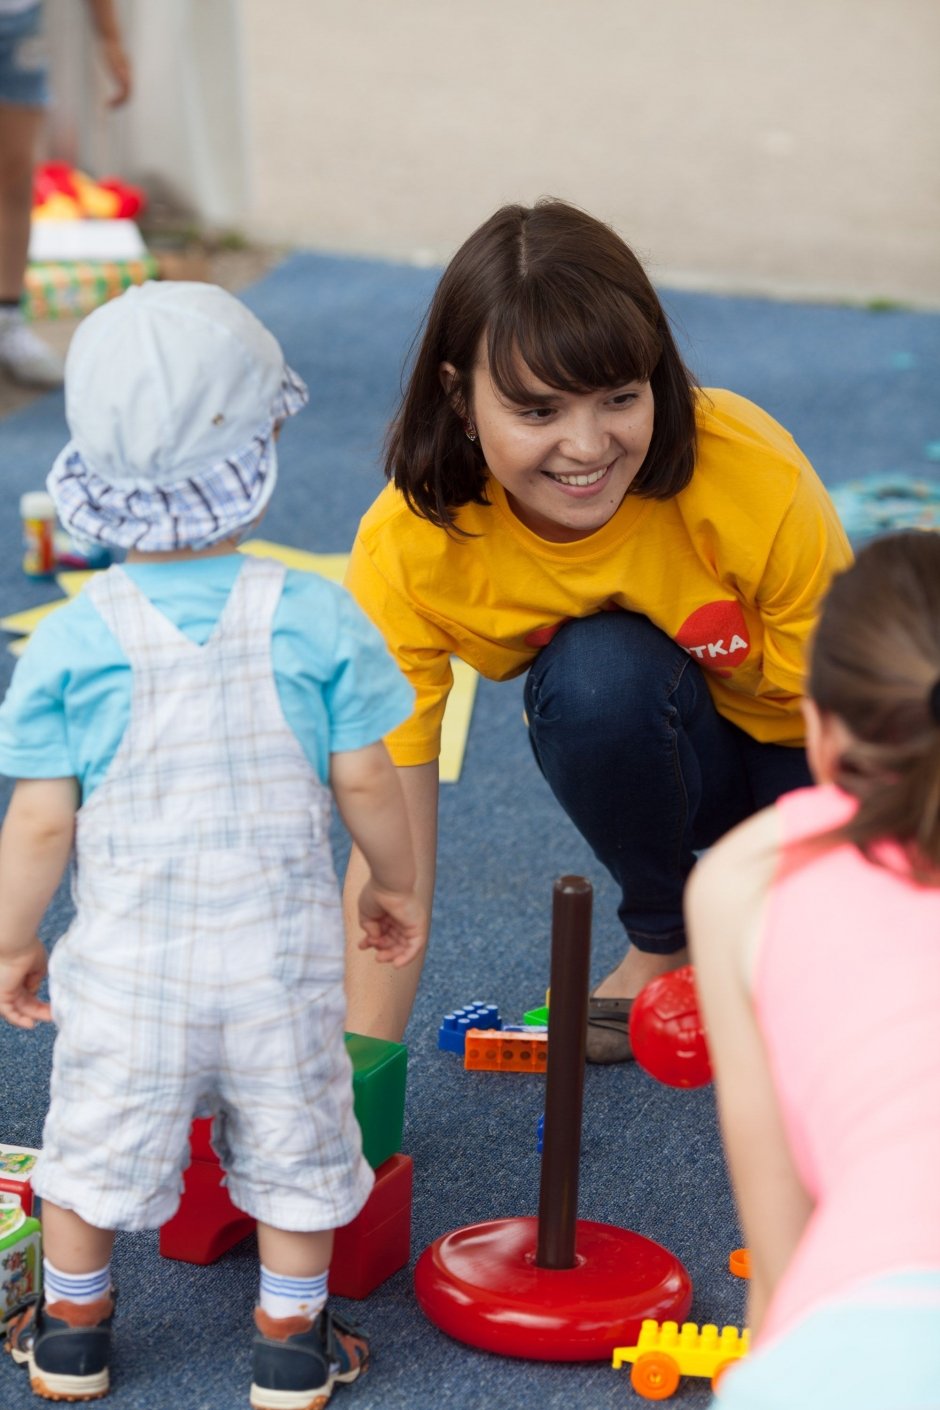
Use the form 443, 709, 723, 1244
0, 938, 51, 1029
357, 883, 427, 969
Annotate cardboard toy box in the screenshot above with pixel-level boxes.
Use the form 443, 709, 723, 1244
23, 256, 160, 320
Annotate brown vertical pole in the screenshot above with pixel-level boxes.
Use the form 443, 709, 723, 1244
535, 874, 592, 1269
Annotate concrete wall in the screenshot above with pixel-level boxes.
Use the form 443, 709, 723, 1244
239, 0, 940, 305
46, 0, 940, 305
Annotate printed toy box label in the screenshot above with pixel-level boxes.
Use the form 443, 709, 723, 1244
0, 1144, 39, 1186
0, 1196, 42, 1316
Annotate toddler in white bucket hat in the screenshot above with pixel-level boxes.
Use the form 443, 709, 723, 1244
0, 282, 426, 1406
48, 280, 308, 552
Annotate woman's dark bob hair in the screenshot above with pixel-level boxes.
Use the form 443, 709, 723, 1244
385, 198, 699, 529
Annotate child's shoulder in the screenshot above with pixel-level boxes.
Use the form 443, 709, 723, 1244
277, 565, 388, 655
20, 587, 113, 663
280, 564, 360, 614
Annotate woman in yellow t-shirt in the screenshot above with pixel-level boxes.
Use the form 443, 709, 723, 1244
344, 198, 851, 1061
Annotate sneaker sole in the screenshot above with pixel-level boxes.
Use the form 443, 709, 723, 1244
28, 1352, 109, 1402
249, 1362, 364, 1410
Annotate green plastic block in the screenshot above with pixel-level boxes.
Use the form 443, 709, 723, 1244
344, 1033, 407, 1170
523, 1005, 550, 1026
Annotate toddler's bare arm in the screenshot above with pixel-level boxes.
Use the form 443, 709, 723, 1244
331, 744, 427, 969
0, 778, 77, 1028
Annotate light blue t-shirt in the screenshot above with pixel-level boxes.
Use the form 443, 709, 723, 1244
0, 555, 414, 797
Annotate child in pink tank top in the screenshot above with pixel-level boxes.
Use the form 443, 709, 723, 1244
686, 530, 940, 1409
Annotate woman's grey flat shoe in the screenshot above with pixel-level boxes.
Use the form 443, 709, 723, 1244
585, 995, 635, 1064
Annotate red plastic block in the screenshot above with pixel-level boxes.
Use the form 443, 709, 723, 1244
464, 1029, 548, 1073
331, 1153, 413, 1299
160, 1125, 413, 1299
0, 1145, 40, 1218
158, 1134, 254, 1266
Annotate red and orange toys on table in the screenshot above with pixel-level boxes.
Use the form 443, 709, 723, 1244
629, 964, 713, 1088
32, 161, 146, 221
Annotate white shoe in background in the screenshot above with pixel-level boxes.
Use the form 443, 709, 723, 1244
0, 309, 65, 388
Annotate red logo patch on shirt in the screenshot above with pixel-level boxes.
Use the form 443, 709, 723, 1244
525, 602, 622, 650
525, 619, 570, 648
675, 601, 750, 679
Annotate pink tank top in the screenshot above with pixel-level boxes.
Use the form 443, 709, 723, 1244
754, 784, 940, 1340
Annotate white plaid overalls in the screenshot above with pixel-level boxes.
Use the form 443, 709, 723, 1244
33, 559, 374, 1233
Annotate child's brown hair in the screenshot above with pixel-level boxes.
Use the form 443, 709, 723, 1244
809, 529, 940, 881
385, 198, 699, 530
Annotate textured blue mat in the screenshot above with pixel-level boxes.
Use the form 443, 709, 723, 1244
0, 254, 938, 1410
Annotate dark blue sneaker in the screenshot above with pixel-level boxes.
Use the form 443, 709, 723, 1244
250, 1303, 369, 1409
3, 1292, 113, 1400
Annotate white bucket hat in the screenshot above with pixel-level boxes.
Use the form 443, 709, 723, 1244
47, 281, 308, 552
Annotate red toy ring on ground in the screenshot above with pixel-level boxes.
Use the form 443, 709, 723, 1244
414, 1216, 692, 1360
629, 965, 713, 1088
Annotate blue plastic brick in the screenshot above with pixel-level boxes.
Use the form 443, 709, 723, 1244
438, 1002, 502, 1054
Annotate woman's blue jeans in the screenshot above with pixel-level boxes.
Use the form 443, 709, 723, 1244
523, 612, 812, 955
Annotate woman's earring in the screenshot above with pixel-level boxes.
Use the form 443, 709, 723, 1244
465, 420, 477, 443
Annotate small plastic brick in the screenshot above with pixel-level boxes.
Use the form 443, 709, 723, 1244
0, 1144, 40, 1219
464, 1029, 548, 1073
523, 1004, 549, 1026
613, 1318, 750, 1399
536, 1112, 544, 1152
438, 1002, 502, 1054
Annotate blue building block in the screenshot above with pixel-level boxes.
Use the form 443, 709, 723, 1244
438, 1002, 502, 1054
537, 1112, 544, 1153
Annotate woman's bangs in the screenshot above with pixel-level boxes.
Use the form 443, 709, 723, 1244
487, 282, 661, 402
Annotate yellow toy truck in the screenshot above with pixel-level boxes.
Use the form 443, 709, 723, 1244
612, 1318, 750, 1400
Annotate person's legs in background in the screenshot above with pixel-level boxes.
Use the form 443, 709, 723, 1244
0, 4, 65, 388
524, 611, 810, 1062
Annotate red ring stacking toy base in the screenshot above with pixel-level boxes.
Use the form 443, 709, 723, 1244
414, 877, 693, 1360
414, 1215, 691, 1360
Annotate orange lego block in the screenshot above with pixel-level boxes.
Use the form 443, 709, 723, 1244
463, 1028, 548, 1073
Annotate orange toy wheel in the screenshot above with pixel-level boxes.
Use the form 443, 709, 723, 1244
630, 1351, 681, 1400
712, 1360, 736, 1391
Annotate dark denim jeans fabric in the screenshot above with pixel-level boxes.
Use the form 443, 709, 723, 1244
523, 611, 812, 954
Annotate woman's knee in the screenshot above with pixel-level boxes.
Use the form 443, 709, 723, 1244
524, 611, 689, 728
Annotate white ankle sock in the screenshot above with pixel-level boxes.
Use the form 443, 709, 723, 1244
258, 1265, 328, 1321
43, 1258, 111, 1306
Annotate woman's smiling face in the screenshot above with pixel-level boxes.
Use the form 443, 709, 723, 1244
453, 344, 655, 542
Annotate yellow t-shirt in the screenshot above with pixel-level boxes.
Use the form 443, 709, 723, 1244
345, 389, 852, 764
